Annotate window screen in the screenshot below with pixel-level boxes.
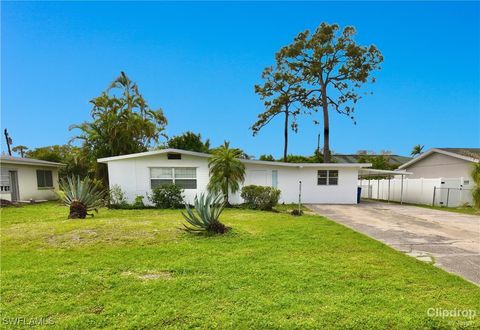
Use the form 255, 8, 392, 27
317, 170, 338, 186
150, 167, 196, 189
36, 170, 53, 188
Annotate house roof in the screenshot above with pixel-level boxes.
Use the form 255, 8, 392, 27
399, 148, 480, 169
98, 148, 372, 168
333, 154, 411, 166
0, 155, 65, 167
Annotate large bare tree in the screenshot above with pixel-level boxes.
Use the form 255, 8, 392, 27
276, 23, 383, 162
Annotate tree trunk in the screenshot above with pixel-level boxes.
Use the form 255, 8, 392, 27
283, 110, 289, 162
321, 90, 331, 163
225, 181, 230, 206
69, 201, 87, 219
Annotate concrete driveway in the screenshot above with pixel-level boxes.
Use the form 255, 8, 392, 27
307, 201, 480, 285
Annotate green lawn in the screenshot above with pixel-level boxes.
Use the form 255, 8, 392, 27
1, 203, 479, 329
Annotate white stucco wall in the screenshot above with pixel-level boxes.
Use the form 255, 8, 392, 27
0, 164, 60, 201
105, 154, 360, 205
107, 153, 210, 204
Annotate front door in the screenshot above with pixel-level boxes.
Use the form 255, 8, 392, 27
9, 171, 19, 201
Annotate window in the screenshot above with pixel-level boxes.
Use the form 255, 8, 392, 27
272, 170, 278, 188
150, 167, 197, 189
36, 170, 53, 188
317, 170, 338, 186
167, 153, 182, 160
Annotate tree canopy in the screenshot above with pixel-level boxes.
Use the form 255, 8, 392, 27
26, 145, 91, 179
167, 131, 210, 153
208, 141, 246, 204
253, 23, 383, 162
70, 72, 167, 183
252, 61, 308, 161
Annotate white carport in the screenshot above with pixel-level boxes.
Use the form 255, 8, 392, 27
358, 168, 412, 204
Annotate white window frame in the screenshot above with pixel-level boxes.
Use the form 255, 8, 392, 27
317, 170, 339, 186
150, 167, 197, 190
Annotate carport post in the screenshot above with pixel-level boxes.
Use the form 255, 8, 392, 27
400, 175, 404, 205
377, 179, 380, 200
387, 177, 391, 203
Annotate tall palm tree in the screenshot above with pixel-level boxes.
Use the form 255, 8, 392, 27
208, 141, 246, 204
411, 144, 424, 157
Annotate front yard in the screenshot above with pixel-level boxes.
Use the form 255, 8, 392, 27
1, 203, 479, 329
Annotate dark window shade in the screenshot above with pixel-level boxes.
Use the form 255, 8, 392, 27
175, 179, 197, 189
167, 153, 181, 160
36, 170, 53, 188
317, 178, 327, 185
151, 179, 174, 189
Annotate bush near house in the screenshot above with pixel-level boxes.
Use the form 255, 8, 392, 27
241, 185, 281, 211
149, 184, 184, 209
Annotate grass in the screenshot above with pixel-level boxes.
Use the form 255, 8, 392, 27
414, 204, 478, 215
1, 202, 479, 329
364, 198, 478, 215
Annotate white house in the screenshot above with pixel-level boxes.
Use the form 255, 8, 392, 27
398, 148, 480, 180
359, 148, 480, 207
98, 149, 371, 205
0, 155, 64, 202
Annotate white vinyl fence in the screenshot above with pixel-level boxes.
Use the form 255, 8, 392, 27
359, 177, 473, 207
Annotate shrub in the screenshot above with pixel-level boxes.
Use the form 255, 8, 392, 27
240, 185, 281, 211
291, 209, 303, 216
58, 176, 106, 219
149, 184, 184, 209
182, 192, 228, 234
133, 195, 145, 208
109, 184, 128, 207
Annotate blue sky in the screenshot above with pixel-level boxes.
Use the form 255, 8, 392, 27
2, 1, 479, 158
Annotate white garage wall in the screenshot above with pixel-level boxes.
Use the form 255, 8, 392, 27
359, 177, 474, 207
107, 155, 360, 205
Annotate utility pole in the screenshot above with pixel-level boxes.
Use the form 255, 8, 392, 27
4, 129, 12, 156
317, 134, 320, 154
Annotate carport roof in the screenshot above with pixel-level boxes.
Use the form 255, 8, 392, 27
359, 168, 412, 177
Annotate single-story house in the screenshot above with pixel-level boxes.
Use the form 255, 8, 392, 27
0, 155, 64, 202
98, 149, 372, 205
398, 148, 480, 182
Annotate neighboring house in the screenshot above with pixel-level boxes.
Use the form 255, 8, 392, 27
359, 148, 480, 207
98, 149, 372, 205
398, 148, 480, 181
0, 155, 64, 202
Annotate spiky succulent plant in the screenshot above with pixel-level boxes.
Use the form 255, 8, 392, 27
182, 192, 228, 234
58, 176, 106, 219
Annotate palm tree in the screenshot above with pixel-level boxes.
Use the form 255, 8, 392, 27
411, 144, 424, 157
208, 141, 246, 205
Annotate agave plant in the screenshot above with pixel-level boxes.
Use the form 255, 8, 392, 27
58, 176, 106, 219
182, 192, 228, 234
